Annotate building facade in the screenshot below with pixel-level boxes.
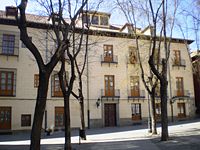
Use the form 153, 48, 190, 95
0, 8, 196, 132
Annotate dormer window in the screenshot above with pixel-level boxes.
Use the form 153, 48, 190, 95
82, 11, 110, 27
100, 16, 108, 26
5, 6, 18, 17
82, 14, 90, 24
91, 15, 99, 25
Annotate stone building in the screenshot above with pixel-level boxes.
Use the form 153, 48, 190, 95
0, 7, 195, 132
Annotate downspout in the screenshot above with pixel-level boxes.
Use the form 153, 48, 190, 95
87, 48, 90, 129
168, 56, 173, 122
44, 29, 48, 130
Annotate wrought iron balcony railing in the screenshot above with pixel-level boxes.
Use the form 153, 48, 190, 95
172, 59, 186, 67
128, 89, 145, 99
173, 90, 190, 97
101, 55, 118, 64
101, 89, 120, 98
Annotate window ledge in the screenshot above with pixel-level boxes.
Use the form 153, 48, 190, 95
0, 95, 16, 97
0, 54, 19, 57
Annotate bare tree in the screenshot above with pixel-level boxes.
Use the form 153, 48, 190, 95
148, 0, 178, 141
179, 0, 200, 50
116, 0, 161, 135
16, 0, 88, 149
117, 0, 178, 140
176, 0, 200, 115
58, 7, 89, 149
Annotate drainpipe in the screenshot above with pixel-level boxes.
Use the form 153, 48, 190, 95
86, 46, 90, 129
44, 29, 48, 130
168, 55, 173, 122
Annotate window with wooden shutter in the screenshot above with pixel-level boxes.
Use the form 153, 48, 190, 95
129, 46, 137, 64
131, 103, 141, 120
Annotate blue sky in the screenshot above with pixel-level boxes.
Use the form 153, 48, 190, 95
0, 0, 198, 50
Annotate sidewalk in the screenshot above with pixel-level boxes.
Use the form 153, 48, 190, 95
0, 119, 200, 150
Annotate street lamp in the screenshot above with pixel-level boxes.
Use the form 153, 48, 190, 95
96, 98, 101, 108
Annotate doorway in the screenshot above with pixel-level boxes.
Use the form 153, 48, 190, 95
104, 104, 116, 127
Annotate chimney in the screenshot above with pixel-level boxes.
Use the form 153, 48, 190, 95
5, 6, 18, 17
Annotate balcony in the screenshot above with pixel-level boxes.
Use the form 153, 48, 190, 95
172, 59, 186, 67
101, 89, 120, 98
127, 56, 138, 65
128, 90, 145, 99
101, 55, 118, 65
155, 91, 160, 98
173, 90, 190, 98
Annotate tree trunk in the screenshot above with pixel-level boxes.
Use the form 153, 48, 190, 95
80, 98, 86, 140
151, 95, 157, 134
30, 72, 49, 150
64, 95, 71, 150
160, 79, 169, 141
148, 97, 152, 133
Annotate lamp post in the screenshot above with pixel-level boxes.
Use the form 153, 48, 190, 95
96, 98, 101, 108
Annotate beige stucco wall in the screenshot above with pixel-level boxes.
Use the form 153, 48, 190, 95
0, 23, 196, 130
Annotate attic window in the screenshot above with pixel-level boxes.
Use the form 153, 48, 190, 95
100, 16, 108, 26
82, 14, 90, 24
6, 6, 18, 17
91, 15, 99, 25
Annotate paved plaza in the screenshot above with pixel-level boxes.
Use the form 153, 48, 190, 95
0, 119, 200, 150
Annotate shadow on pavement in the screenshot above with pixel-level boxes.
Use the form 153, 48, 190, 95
151, 134, 200, 150
0, 138, 155, 150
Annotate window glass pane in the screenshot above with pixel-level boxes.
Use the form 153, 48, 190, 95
7, 84, 12, 90
91, 15, 99, 25
2, 34, 15, 55
1, 73, 6, 79
136, 104, 139, 114
1, 78, 5, 84
21, 114, 31, 126
0, 71, 14, 96
34, 74, 39, 88
82, 14, 90, 23
100, 16, 108, 25
129, 46, 137, 64
1, 84, 5, 90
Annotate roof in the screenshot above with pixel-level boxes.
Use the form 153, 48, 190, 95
0, 9, 194, 44
191, 51, 200, 62
82, 10, 111, 17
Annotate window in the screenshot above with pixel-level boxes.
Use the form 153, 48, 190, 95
55, 107, 64, 127
103, 45, 113, 62
52, 74, 62, 97
130, 76, 139, 97
91, 15, 99, 25
100, 16, 108, 26
0, 107, 11, 130
155, 103, 161, 120
155, 84, 160, 97
131, 103, 141, 120
82, 14, 90, 24
176, 77, 184, 96
21, 114, 31, 126
177, 103, 186, 118
2, 34, 15, 55
174, 50, 181, 65
0, 71, 15, 96
129, 46, 137, 64
21, 37, 32, 48
34, 74, 39, 88
104, 75, 115, 96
